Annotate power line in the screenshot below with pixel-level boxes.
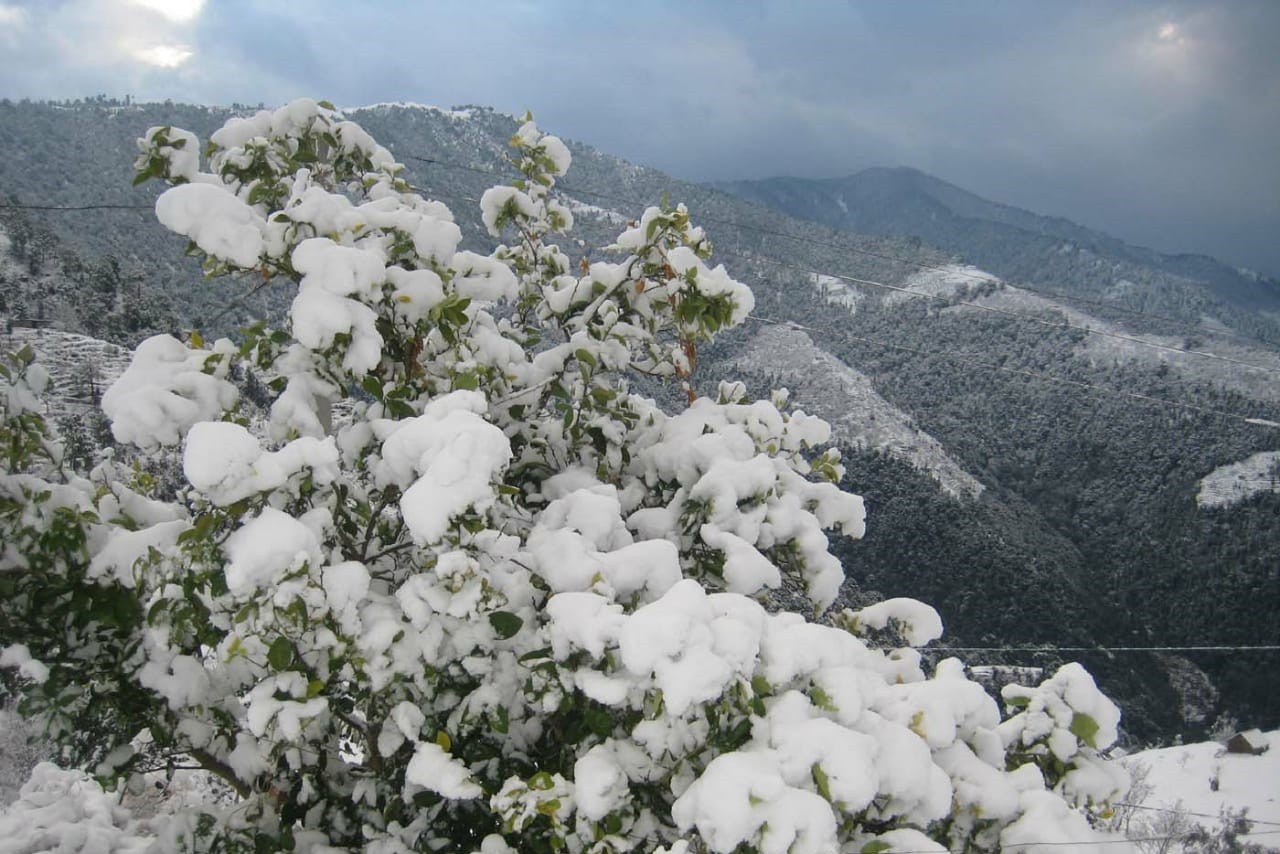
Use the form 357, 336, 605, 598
0, 201, 152, 211
4, 151, 1276, 357
879, 828, 1280, 854
1113, 802, 1280, 829
924, 645, 1280, 654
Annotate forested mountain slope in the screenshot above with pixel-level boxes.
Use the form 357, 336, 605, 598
718, 167, 1280, 338
2, 98, 1277, 743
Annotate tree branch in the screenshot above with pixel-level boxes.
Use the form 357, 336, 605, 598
188, 747, 251, 799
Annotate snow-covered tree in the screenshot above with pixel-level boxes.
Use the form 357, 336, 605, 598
1, 100, 1127, 852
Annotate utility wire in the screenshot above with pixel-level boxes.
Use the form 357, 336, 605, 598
923, 645, 1280, 654
5, 153, 1277, 355
0, 201, 151, 211
878, 828, 1280, 854
1113, 802, 1280, 829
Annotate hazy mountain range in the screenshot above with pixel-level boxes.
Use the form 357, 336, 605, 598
2, 97, 1278, 743
717, 166, 1280, 319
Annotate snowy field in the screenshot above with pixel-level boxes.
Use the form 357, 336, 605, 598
1121, 730, 1280, 840
888, 264, 998, 306
0, 327, 132, 424
1196, 451, 1280, 509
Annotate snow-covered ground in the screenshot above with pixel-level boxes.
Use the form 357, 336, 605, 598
560, 195, 628, 226
1196, 451, 1280, 509
0, 327, 132, 425
732, 324, 984, 499
1121, 730, 1280, 832
810, 272, 864, 312
887, 264, 998, 306
971, 281, 1280, 405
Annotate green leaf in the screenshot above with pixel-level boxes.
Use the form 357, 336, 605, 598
861, 843, 891, 854
811, 763, 832, 801
584, 705, 614, 738
1069, 712, 1100, 748
306, 679, 325, 698
488, 611, 523, 639
574, 348, 597, 368
491, 704, 510, 734
267, 636, 294, 671
518, 647, 553, 663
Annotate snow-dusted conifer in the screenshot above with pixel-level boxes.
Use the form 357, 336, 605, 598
1, 100, 1124, 852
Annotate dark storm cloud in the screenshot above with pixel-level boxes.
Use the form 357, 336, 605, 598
0, 0, 1276, 274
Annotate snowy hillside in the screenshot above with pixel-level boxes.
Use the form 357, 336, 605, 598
1196, 451, 1280, 509
972, 281, 1280, 405
816, 258, 1280, 407
731, 323, 984, 499
0, 327, 131, 425
1121, 730, 1280, 833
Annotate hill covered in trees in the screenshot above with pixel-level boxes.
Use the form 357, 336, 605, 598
2, 97, 1278, 743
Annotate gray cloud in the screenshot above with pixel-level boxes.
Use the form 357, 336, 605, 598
0, 0, 1277, 274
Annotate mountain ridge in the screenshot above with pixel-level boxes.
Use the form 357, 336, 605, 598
716, 165, 1280, 317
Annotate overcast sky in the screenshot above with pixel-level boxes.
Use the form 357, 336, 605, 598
1, 0, 1277, 276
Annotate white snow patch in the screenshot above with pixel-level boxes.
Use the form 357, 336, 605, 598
885, 264, 997, 307
559, 196, 628, 225
1196, 451, 1280, 509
